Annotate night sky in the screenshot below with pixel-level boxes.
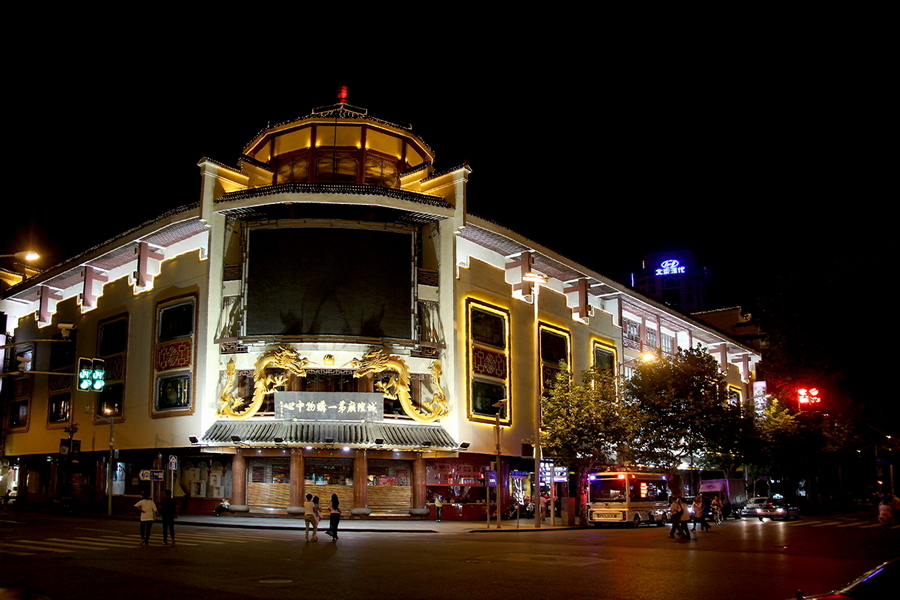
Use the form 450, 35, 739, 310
3, 32, 890, 315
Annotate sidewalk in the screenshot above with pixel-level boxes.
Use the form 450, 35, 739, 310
172, 513, 579, 534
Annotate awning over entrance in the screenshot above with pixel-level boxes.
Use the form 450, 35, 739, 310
199, 419, 459, 451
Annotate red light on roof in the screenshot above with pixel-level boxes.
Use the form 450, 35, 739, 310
337, 86, 349, 103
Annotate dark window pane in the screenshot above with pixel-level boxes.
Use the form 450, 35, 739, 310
156, 374, 191, 410
472, 379, 506, 416
541, 329, 568, 364
158, 302, 194, 342
49, 393, 71, 424
99, 317, 128, 356
471, 309, 506, 349
97, 383, 124, 418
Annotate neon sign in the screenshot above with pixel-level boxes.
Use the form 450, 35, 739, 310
655, 259, 686, 276
798, 388, 820, 404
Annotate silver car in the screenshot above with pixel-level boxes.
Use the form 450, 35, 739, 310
756, 499, 800, 521
741, 496, 769, 518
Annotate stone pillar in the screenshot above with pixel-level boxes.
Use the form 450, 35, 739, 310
353, 450, 368, 508
412, 454, 426, 509
290, 449, 304, 506
232, 450, 246, 504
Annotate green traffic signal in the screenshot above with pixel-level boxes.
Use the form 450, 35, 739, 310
92, 359, 106, 391
77, 357, 106, 392
78, 358, 94, 391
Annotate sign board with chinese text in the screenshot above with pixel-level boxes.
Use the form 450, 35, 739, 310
275, 391, 384, 421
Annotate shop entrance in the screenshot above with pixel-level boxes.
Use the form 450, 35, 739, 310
367, 458, 412, 515
247, 457, 290, 509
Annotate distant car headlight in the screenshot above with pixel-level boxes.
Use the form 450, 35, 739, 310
776, 508, 784, 513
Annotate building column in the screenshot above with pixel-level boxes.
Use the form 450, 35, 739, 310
48, 461, 58, 498
96, 457, 106, 501
353, 450, 368, 509
290, 449, 304, 507
412, 454, 426, 509
232, 449, 246, 504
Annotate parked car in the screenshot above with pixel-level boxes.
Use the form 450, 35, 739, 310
756, 498, 800, 521
741, 496, 770, 518
791, 558, 898, 598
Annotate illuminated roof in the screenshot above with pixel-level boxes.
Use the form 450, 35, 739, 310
200, 419, 458, 450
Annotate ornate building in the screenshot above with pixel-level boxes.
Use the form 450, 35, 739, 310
0, 99, 760, 519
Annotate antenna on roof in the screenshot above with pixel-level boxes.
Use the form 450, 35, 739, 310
337, 85, 348, 104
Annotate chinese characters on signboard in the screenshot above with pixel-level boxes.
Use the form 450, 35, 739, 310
275, 391, 384, 421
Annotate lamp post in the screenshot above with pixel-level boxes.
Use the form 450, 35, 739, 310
85, 404, 114, 516
492, 399, 508, 529
523, 271, 547, 529
0, 251, 40, 261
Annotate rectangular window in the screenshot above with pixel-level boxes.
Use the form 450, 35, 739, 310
661, 333, 675, 355
540, 324, 570, 390
623, 319, 640, 342
96, 315, 127, 421
593, 342, 616, 372
154, 297, 195, 416
49, 392, 71, 424
48, 334, 75, 428
467, 300, 510, 424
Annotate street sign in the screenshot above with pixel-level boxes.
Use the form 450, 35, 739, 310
168, 456, 178, 471
139, 470, 165, 481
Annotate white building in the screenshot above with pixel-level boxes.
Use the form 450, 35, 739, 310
0, 101, 760, 519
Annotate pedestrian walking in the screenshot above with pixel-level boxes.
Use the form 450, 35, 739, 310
692, 495, 710, 532
324, 493, 341, 541
134, 491, 157, 546
668, 496, 689, 539
304, 493, 319, 541
160, 489, 177, 545
434, 495, 443, 522
1, 490, 10, 514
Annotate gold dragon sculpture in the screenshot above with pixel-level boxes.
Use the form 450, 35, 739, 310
351, 349, 449, 423
218, 346, 309, 421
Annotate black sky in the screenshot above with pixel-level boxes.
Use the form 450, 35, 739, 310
3, 26, 891, 312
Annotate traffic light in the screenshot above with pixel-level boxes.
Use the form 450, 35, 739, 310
91, 359, 106, 391
77, 358, 106, 392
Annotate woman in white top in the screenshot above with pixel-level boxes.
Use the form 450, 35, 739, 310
134, 491, 157, 546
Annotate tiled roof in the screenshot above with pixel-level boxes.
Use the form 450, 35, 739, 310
200, 419, 458, 450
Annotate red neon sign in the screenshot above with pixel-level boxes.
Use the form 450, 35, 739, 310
797, 388, 820, 404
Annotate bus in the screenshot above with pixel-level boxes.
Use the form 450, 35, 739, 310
587, 471, 670, 527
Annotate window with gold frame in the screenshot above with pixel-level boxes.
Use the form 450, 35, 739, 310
153, 296, 196, 417
592, 340, 617, 373
539, 323, 571, 392
467, 300, 510, 425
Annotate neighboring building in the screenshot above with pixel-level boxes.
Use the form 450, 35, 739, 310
0, 100, 760, 518
632, 250, 708, 313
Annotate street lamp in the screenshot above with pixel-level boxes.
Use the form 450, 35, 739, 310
0, 251, 40, 261
85, 404, 115, 516
523, 271, 548, 529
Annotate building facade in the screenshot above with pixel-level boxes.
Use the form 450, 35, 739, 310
0, 101, 760, 519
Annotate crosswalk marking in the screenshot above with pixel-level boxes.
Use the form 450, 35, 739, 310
1, 541, 74, 553
810, 521, 843, 527
0, 530, 275, 556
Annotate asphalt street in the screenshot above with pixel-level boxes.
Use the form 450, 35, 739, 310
1, 510, 898, 600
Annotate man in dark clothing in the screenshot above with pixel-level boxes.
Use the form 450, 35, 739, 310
160, 489, 177, 545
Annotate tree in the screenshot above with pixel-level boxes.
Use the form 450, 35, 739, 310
541, 363, 636, 523
624, 345, 740, 491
